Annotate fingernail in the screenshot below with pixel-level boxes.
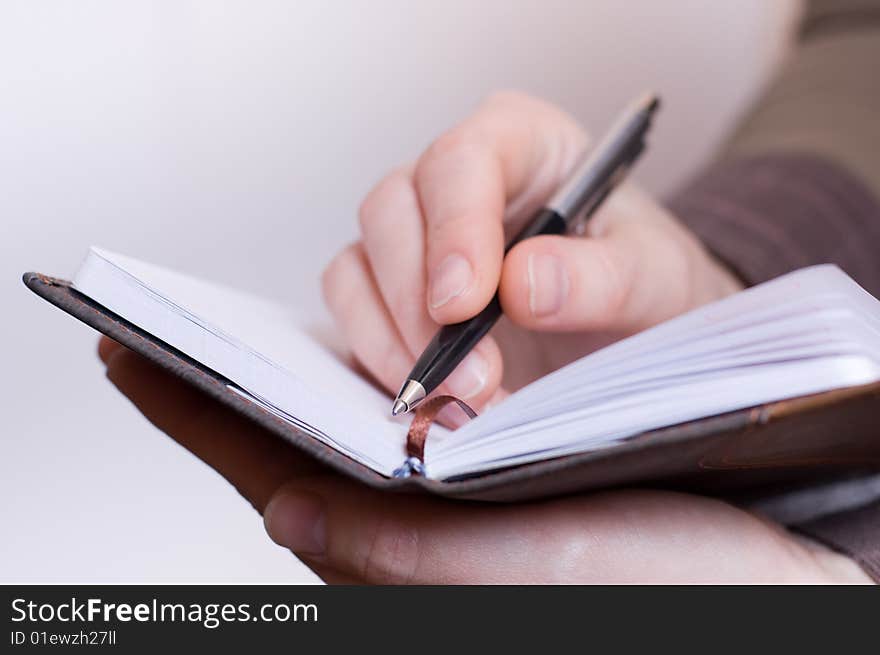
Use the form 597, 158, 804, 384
527, 253, 569, 318
444, 351, 488, 399
263, 491, 326, 556
430, 254, 473, 309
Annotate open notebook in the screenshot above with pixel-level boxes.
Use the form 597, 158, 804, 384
55, 247, 880, 483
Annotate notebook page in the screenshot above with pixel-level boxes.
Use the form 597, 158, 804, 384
427, 265, 880, 479
74, 247, 414, 475
440, 266, 873, 441
442, 356, 880, 476
490, 301, 871, 433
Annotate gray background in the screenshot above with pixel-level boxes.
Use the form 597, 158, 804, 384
1, 0, 798, 583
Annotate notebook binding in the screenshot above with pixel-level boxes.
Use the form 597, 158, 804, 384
392, 456, 425, 478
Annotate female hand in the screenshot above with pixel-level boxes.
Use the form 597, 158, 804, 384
322, 91, 743, 415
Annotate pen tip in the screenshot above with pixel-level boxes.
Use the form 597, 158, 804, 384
391, 399, 408, 417
393, 379, 427, 416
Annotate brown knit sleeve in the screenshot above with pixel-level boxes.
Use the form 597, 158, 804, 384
667, 0, 880, 582
668, 153, 880, 297
794, 501, 880, 582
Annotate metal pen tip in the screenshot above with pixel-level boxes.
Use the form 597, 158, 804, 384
391, 379, 427, 417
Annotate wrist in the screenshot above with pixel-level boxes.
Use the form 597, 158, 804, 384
679, 227, 745, 309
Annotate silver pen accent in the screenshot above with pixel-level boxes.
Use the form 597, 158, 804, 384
548, 92, 658, 218
391, 379, 426, 416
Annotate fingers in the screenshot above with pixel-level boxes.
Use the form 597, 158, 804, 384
330, 91, 588, 406
414, 91, 588, 324
498, 185, 743, 333
323, 241, 504, 408
357, 165, 436, 357
103, 346, 319, 512
322, 243, 414, 396
414, 135, 506, 322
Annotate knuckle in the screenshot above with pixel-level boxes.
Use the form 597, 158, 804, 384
590, 246, 631, 320
425, 209, 470, 239
499, 249, 532, 316
357, 168, 412, 234
321, 244, 361, 312
361, 515, 422, 584
356, 197, 378, 234
420, 128, 480, 168
480, 89, 576, 130
387, 291, 423, 336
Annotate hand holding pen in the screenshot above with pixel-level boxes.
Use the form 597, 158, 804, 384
99, 88, 872, 584
393, 93, 659, 414
322, 92, 743, 420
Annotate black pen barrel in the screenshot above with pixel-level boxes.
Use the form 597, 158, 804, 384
412, 208, 567, 396
410, 295, 502, 394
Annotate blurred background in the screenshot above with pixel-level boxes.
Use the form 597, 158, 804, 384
1, 0, 799, 582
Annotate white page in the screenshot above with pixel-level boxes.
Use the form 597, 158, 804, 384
74, 247, 421, 475
438, 265, 877, 442
433, 355, 880, 476
426, 266, 880, 479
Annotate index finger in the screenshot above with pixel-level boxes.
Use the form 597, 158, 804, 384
415, 91, 588, 324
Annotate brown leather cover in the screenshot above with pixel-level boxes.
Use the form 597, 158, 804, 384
23, 272, 880, 502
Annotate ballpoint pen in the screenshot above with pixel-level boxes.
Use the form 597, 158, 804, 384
392, 92, 660, 416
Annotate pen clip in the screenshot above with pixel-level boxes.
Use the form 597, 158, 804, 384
567, 163, 629, 237
567, 134, 645, 236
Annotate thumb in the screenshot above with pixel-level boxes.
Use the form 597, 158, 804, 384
498, 184, 742, 333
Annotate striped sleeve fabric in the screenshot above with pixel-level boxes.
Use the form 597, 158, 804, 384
668, 153, 880, 298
